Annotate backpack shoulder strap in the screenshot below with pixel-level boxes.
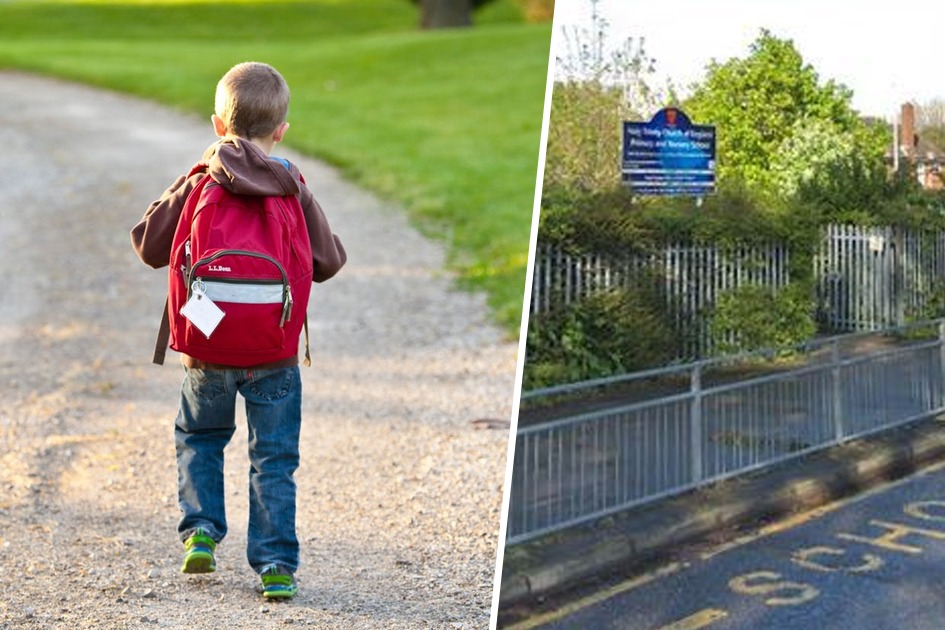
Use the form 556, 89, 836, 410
151, 168, 213, 366
303, 316, 311, 367
153, 296, 171, 365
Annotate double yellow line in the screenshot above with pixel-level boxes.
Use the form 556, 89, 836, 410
504, 562, 689, 630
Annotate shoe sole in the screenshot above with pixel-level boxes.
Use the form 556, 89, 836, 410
263, 586, 297, 599
181, 551, 216, 574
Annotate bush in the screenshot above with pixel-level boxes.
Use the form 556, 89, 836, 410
523, 284, 678, 389
907, 278, 945, 322
539, 183, 805, 257
710, 282, 816, 354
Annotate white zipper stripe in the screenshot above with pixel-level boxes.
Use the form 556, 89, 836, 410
202, 281, 284, 305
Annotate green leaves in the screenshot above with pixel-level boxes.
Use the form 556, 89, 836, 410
711, 282, 816, 355
685, 30, 862, 195
524, 285, 677, 388
545, 81, 627, 193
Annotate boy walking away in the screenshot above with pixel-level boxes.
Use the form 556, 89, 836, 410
130, 62, 346, 600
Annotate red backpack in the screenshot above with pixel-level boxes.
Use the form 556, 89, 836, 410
153, 163, 313, 367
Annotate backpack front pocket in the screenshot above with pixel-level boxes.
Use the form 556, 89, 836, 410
179, 250, 292, 362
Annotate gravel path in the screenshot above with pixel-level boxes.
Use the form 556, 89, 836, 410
0, 72, 517, 629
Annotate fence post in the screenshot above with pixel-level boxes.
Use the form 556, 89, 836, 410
691, 363, 704, 483
832, 338, 844, 441
893, 228, 905, 326
939, 320, 945, 410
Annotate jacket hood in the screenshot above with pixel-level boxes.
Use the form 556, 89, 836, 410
202, 138, 300, 197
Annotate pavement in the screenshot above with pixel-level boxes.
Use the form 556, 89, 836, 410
498, 414, 945, 614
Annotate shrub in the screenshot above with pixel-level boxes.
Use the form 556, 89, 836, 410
523, 284, 678, 389
710, 282, 816, 355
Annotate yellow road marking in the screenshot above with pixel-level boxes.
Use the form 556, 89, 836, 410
505, 457, 945, 628
655, 608, 728, 630
701, 458, 945, 561
501, 562, 685, 630
791, 545, 884, 573
728, 571, 819, 606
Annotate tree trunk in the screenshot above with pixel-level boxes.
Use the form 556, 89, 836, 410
420, 0, 472, 29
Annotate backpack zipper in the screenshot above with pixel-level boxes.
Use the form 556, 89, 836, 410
188, 249, 292, 327
180, 240, 192, 279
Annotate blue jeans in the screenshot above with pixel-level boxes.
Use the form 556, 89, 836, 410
175, 366, 302, 574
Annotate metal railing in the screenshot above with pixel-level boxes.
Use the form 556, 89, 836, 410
507, 320, 945, 545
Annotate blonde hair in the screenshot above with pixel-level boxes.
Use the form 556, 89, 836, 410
214, 62, 290, 139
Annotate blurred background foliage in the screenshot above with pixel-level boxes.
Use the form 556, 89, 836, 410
0, 0, 555, 333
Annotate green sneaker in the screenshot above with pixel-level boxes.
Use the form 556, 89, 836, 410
260, 565, 297, 599
181, 528, 216, 574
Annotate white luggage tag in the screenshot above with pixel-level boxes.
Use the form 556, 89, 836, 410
180, 280, 225, 338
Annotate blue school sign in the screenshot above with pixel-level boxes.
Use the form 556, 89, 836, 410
622, 108, 716, 196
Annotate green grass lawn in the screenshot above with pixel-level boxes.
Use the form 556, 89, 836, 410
0, 0, 551, 334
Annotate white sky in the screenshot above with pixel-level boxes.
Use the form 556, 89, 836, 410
552, 0, 944, 119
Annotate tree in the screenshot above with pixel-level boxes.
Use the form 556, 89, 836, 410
412, 0, 494, 29
770, 118, 888, 219
771, 119, 861, 199
918, 98, 945, 150
544, 0, 666, 192
554, 0, 662, 111
685, 31, 865, 197
917, 98, 945, 129
545, 81, 626, 191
